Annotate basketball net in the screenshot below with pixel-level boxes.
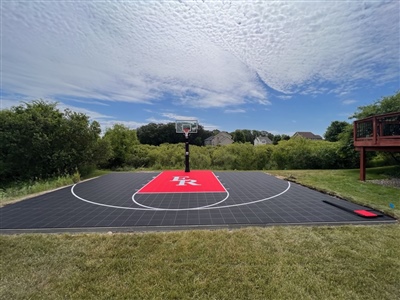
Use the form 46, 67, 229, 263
183, 128, 190, 139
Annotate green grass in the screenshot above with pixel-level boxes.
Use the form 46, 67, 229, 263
267, 166, 400, 219
1, 226, 399, 300
0, 169, 110, 206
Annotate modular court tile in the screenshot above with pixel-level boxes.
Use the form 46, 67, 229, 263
0, 171, 396, 233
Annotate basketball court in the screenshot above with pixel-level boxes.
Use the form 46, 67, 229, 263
0, 170, 395, 233
0, 121, 396, 233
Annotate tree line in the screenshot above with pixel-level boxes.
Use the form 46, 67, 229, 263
136, 123, 290, 146
1, 92, 398, 185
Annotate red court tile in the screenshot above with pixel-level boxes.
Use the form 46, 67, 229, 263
138, 170, 226, 193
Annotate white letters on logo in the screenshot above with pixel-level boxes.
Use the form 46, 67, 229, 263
171, 176, 201, 186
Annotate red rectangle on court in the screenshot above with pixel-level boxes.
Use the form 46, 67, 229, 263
138, 170, 226, 193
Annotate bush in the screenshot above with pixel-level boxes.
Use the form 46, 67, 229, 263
95, 139, 364, 171
72, 170, 81, 183
272, 138, 341, 169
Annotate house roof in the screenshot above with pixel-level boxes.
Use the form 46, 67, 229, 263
292, 132, 323, 140
255, 136, 272, 143
204, 132, 233, 142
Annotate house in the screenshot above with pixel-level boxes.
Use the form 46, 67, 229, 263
292, 132, 323, 140
204, 132, 234, 146
254, 136, 273, 146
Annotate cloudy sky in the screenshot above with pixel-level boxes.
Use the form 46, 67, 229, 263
2, 0, 399, 136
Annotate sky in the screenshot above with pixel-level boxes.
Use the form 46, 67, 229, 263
1, 0, 399, 137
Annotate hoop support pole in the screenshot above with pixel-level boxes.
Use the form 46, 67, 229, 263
185, 134, 190, 172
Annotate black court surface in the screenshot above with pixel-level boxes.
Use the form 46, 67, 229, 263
0, 171, 396, 233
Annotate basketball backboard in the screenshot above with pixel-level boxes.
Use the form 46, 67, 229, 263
175, 120, 198, 134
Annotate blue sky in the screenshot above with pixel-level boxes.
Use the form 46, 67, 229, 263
1, 0, 399, 137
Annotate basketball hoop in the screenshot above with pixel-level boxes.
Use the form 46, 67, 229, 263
175, 120, 198, 173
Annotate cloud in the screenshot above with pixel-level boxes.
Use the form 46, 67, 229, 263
57, 102, 113, 120
146, 112, 198, 124
146, 111, 218, 131
145, 117, 175, 124
342, 99, 357, 105
224, 109, 246, 114
277, 95, 292, 100
2, 0, 398, 109
101, 120, 147, 130
161, 113, 198, 121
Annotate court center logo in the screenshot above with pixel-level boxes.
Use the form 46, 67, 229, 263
171, 176, 201, 186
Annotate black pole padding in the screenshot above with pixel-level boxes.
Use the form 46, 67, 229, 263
185, 137, 190, 172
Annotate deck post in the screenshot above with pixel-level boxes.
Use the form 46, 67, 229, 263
359, 147, 366, 181
372, 116, 377, 145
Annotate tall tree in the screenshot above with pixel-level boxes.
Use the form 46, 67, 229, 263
232, 129, 246, 143
272, 135, 282, 145
324, 121, 350, 142
351, 91, 400, 119
0, 100, 102, 183
103, 124, 139, 168
137, 122, 213, 146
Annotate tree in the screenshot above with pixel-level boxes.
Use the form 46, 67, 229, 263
272, 135, 281, 145
103, 124, 139, 168
324, 121, 350, 142
0, 100, 102, 183
232, 129, 246, 143
281, 134, 290, 141
137, 123, 162, 145
137, 122, 214, 146
351, 91, 400, 119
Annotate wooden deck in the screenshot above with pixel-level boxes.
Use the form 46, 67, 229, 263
353, 112, 400, 181
353, 112, 400, 180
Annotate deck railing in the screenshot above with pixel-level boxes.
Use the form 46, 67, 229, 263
354, 111, 400, 147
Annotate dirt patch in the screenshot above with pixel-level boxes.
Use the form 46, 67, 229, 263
367, 178, 400, 189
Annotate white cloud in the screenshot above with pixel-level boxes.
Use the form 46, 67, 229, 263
224, 109, 246, 113
57, 102, 113, 120
2, 0, 398, 109
342, 99, 357, 105
161, 113, 197, 121
145, 117, 175, 124
277, 95, 292, 100
101, 120, 147, 131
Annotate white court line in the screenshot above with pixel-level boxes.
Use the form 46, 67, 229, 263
70, 176, 291, 211
71, 185, 150, 211
131, 171, 230, 210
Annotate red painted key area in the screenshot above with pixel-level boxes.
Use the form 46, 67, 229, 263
138, 170, 226, 193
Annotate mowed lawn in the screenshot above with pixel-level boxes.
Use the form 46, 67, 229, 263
267, 166, 400, 219
1, 167, 399, 300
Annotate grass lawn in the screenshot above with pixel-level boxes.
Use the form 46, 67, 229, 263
267, 166, 400, 219
1, 226, 399, 300
0, 170, 110, 206
1, 166, 399, 299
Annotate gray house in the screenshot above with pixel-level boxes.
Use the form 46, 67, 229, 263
292, 132, 323, 140
204, 132, 234, 146
254, 136, 273, 146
